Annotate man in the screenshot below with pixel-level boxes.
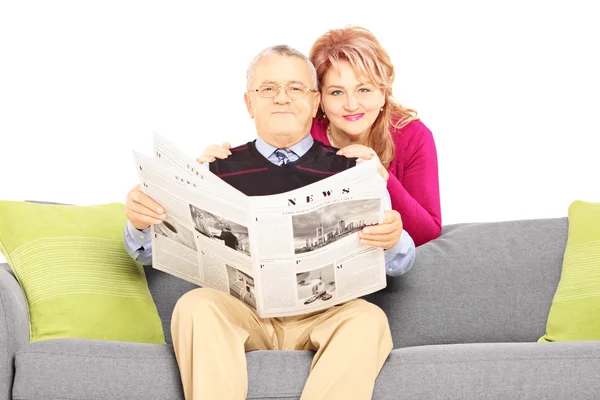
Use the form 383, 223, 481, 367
124, 45, 416, 400
213, 224, 238, 250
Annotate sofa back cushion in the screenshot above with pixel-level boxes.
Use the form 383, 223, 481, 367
365, 217, 567, 348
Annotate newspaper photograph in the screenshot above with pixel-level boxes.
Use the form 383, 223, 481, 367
155, 214, 197, 251
226, 264, 257, 311
296, 264, 336, 306
293, 198, 381, 255
189, 203, 251, 257
132, 136, 389, 318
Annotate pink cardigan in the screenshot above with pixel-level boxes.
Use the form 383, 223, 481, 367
311, 118, 442, 246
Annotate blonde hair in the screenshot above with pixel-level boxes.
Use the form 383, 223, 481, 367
309, 26, 419, 167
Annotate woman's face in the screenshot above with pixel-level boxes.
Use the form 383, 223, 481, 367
320, 60, 385, 139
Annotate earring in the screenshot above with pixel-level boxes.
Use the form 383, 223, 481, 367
323, 113, 327, 119
380, 107, 384, 112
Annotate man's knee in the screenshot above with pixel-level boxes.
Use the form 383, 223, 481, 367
172, 287, 229, 321
344, 300, 390, 332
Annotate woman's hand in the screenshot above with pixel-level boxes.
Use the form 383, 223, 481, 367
196, 142, 232, 163
336, 144, 389, 181
358, 210, 403, 250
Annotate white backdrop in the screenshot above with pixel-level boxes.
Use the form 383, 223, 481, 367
1, 0, 598, 234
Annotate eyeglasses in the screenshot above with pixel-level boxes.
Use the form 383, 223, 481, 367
248, 83, 316, 99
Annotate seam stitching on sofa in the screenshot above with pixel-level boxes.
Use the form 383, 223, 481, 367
13, 394, 297, 400
0, 279, 10, 392
14, 397, 181, 400
396, 356, 600, 365
16, 351, 174, 360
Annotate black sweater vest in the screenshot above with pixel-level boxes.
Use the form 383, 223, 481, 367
209, 139, 356, 196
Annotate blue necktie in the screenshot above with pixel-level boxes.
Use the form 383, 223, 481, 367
275, 148, 291, 166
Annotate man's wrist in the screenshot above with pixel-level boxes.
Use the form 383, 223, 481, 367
126, 221, 152, 247
131, 221, 150, 231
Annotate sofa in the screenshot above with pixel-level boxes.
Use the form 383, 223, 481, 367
1, 216, 599, 400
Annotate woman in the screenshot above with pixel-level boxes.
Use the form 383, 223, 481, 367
199, 26, 441, 246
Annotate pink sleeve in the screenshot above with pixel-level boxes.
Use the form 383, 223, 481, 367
387, 123, 442, 246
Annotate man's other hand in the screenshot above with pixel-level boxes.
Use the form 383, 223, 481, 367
358, 210, 402, 250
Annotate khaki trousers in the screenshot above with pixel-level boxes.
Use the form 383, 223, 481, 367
171, 288, 393, 400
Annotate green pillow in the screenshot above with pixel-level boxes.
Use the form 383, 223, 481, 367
539, 200, 600, 342
0, 201, 165, 344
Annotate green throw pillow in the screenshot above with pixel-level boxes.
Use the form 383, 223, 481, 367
539, 200, 600, 342
0, 201, 165, 344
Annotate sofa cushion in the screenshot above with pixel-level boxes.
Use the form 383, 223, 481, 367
374, 341, 600, 400
0, 263, 29, 400
539, 200, 600, 342
13, 340, 600, 400
0, 201, 165, 344
13, 339, 184, 400
11, 339, 312, 400
365, 217, 568, 347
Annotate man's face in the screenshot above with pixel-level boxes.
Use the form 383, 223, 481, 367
244, 54, 320, 147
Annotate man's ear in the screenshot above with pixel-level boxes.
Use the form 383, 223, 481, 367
312, 91, 321, 118
244, 92, 254, 119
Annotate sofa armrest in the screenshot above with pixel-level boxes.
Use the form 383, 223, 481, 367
0, 263, 29, 400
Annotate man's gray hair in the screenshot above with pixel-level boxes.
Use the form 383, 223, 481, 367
246, 45, 318, 91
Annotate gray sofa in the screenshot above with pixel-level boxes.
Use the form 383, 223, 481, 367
2, 216, 600, 400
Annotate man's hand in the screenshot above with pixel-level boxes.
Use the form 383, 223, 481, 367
125, 184, 167, 230
336, 144, 389, 181
196, 142, 232, 163
358, 210, 402, 250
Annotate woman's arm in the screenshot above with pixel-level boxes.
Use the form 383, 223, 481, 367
387, 123, 442, 246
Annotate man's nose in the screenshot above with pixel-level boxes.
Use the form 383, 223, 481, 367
273, 87, 292, 104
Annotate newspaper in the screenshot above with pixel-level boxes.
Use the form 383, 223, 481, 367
132, 134, 388, 317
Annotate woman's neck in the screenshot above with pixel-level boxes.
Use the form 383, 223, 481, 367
327, 123, 369, 148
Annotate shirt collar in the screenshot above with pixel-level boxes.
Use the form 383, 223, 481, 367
255, 134, 314, 159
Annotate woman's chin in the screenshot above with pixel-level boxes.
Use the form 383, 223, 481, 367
338, 126, 369, 140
